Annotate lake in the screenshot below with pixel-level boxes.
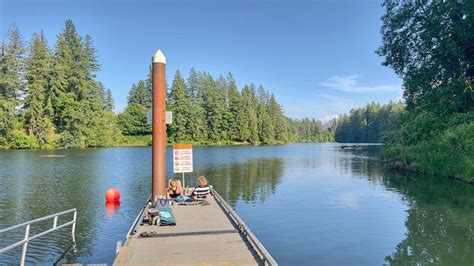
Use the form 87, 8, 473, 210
1, 144, 473, 265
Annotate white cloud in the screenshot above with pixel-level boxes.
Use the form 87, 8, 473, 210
320, 114, 338, 123
320, 74, 401, 93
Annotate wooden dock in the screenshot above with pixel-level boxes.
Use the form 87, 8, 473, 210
113, 191, 276, 265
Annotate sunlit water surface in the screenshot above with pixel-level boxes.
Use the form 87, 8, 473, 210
1, 144, 473, 265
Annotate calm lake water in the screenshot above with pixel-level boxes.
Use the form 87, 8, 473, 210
1, 144, 473, 265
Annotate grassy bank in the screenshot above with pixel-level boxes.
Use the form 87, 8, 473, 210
119, 135, 152, 147
117, 136, 287, 147
382, 112, 474, 182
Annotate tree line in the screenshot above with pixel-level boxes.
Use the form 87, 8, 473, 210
1, 21, 118, 149
1, 20, 334, 149
333, 101, 404, 143
377, 0, 473, 180
119, 68, 333, 144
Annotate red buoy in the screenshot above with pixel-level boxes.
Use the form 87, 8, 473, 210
105, 188, 121, 203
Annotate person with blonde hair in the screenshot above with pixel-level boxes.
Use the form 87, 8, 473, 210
166, 179, 183, 199
192, 175, 211, 200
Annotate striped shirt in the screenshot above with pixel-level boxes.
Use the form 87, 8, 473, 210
193, 185, 210, 198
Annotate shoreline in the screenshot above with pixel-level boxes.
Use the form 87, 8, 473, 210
383, 158, 474, 186
0, 140, 333, 150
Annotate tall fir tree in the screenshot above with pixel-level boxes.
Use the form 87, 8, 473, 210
105, 89, 115, 112
226, 73, 240, 141
0, 23, 26, 105
48, 34, 71, 131
200, 72, 225, 142
23, 32, 53, 145
187, 67, 199, 104
168, 70, 192, 142
127, 80, 151, 106
0, 24, 26, 145
239, 85, 259, 143
187, 68, 207, 142
269, 94, 288, 143
257, 85, 274, 144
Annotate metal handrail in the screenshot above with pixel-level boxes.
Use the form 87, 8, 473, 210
0, 208, 77, 266
212, 189, 278, 266
126, 194, 152, 238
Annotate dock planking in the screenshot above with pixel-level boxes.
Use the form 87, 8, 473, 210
113, 196, 266, 265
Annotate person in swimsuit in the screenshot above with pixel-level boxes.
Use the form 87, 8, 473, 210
166, 179, 183, 199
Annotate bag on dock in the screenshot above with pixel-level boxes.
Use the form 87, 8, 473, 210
158, 207, 176, 226
154, 196, 171, 208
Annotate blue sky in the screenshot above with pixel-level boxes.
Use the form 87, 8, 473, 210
1, 0, 402, 121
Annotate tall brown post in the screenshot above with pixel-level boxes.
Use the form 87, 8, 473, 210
152, 50, 167, 202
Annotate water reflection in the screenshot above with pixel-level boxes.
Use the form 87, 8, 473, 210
199, 158, 284, 207
105, 202, 120, 215
382, 173, 474, 265
336, 144, 384, 181
330, 145, 474, 265
1, 145, 473, 265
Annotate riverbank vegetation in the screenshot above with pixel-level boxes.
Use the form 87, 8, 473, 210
333, 101, 404, 143
1, 20, 332, 149
377, 0, 473, 180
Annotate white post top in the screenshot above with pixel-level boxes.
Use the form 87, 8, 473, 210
152, 49, 166, 64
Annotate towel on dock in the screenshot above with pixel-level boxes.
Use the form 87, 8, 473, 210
159, 207, 176, 226
173, 195, 192, 203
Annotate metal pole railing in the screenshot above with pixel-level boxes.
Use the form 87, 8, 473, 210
212, 189, 278, 266
72, 210, 77, 244
0, 209, 77, 265
20, 224, 30, 266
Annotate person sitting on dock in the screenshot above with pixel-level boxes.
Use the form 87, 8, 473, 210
166, 179, 183, 199
193, 176, 212, 200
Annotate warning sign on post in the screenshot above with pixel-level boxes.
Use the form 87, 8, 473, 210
173, 144, 193, 173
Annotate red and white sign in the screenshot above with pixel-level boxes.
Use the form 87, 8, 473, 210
173, 144, 193, 173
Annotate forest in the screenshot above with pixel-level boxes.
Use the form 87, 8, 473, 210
0, 20, 332, 149
0, 21, 119, 149
119, 68, 333, 145
377, 0, 473, 180
333, 101, 404, 143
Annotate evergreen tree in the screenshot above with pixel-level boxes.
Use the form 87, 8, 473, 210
127, 80, 151, 106
190, 102, 208, 143
61, 20, 86, 100
187, 67, 199, 104
0, 24, 26, 145
0, 99, 16, 147
226, 73, 240, 141
23, 32, 53, 145
200, 73, 225, 142
168, 70, 192, 142
239, 85, 259, 143
215, 75, 229, 140
83, 34, 100, 77
269, 94, 288, 143
0, 23, 26, 105
257, 85, 274, 144
186, 68, 207, 142
57, 20, 119, 147
47, 34, 70, 130
105, 89, 115, 112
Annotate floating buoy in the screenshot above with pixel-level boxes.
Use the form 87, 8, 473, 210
105, 188, 121, 203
